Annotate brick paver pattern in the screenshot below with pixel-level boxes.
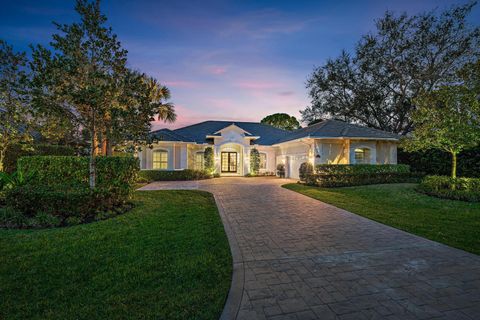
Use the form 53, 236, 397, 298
141, 177, 480, 320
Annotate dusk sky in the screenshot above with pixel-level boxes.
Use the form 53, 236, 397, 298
2, 0, 479, 130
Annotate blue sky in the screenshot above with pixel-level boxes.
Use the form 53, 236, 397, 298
2, 0, 479, 129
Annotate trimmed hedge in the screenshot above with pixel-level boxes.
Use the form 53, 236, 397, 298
6, 156, 139, 223
417, 175, 480, 202
315, 164, 410, 175
138, 169, 212, 182
3, 143, 76, 173
17, 156, 139, 199
304, 164, 419, 187
299, 162, 314, 182
306, 172, 422, 188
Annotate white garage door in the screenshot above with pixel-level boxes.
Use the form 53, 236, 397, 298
286, 154, 308, 179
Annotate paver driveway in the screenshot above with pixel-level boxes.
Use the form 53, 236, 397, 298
140, 177, 480, 320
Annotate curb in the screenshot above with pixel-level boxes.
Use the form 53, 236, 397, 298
214, 195, 244, 320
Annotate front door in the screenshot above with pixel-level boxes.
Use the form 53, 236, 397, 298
221, 152, 238, 173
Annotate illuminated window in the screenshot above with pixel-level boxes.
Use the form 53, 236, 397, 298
354, 148, 370, 164
195, 152, 204, 170
259, 153, 267, 170
153, 150, 168, 169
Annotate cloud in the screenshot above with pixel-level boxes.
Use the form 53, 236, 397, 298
205, 65, 227, 75
278, 91, 295, 96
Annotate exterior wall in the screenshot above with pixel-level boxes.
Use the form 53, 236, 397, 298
187, 144, 207, 169
275, 140, 314, 179
376, 141, 398, 164
349, 140, 377, 164
138, 142, 189, 170
256, 145, 277, 174
313, 139, 349, 165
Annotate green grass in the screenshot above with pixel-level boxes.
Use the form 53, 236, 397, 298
284, 183, 480, 255
0, 190, 232, 320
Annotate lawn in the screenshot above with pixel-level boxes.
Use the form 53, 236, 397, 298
284, 183, 480, 255
0, 190, 232, 320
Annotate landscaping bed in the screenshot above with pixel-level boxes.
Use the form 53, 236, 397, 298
138, 169, 213, 182
0, 190, 232, 320
284, 183, 480, 255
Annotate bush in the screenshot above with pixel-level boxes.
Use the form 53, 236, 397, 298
315, 164, 411, 175
304, 164, 419, 187
277, 164, 286, 178
17, 156, 139, 202
5, 185, 105, 219
3, 143, 76, 173
138, 169, 212, 182
250, 148, 260, 175
307, 172, 422, 188
398, 147, 480, 178
204, 147, 214, 173
417, 175, 480, 202
299, 162, 314, 182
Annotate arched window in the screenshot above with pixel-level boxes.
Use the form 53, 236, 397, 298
195, 151, 205, 170
259, 152, 267, 170
153, 149, 168, 169
354, 148, 371, 164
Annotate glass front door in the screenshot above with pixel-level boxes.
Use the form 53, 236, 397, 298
221, 152, 238, 173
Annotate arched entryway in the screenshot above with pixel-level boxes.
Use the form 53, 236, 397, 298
218, 143, 244, 176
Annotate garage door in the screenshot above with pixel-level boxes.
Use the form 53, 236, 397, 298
286, 154, 308, 179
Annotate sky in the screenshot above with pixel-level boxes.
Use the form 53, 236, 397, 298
1, 0, 479, 130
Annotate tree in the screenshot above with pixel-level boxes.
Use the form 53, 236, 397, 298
0, 40, 32, 172
302, 3, 480, 134
250, 148, 260, 175
260, 113, 300, 130
402, 61, 480, 178
30, 0, 129, 188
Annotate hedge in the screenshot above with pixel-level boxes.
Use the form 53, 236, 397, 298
303, 164, 419, 187
138, 169, 212, 182
3, 143, 76, 173
315, 164, 411, 175
398, 147, 480, 178
306, 172, 422, 188
417, 175, 480, 202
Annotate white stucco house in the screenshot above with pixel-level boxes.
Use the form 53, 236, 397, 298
137, 119, 399, 179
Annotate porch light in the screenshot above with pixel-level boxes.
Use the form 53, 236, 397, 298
315, 154, 321, 158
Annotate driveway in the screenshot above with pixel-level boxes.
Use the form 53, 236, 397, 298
140, 177, 480, 320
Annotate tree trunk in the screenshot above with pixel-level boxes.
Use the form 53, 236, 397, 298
101, 138, 107, 156
89, 114, 97, 189
451, 151, 457, 179
0, 148, 5, 172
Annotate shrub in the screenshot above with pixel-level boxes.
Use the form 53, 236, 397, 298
204, 147, 214, 173
250, 148, 260, 175
138, 169, 212, 182
277, 164, 286, 178
31, 212, 62, 228
398, 147, 480, 178
417, 175, 480, 202
299, 162, 314, 182
307, 172, 422, 188
304, 164, 420, 187
17, 156, 139, 202
5, 185, 105, 219
315, 164, 410, 175
3, 143, 76, 173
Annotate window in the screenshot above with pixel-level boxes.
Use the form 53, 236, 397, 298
153, 150, 168, 169
195, 152, 204, 170
354, 148, 370, 164
259, 153, 267, 170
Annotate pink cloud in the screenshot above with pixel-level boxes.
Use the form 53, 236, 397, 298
206, 65, 227, 75
235, 81, 281, 90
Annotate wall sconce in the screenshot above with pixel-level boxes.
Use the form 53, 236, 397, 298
315, 154, 321, 159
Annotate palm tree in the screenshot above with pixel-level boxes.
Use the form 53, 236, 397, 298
145, 77, 176, 123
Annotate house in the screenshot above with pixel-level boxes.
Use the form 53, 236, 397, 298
137, 119, 399, 179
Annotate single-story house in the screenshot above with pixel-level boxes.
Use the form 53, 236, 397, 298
137, 119, 399, 179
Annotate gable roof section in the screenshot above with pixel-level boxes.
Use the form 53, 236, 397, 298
149, 119, 399, 145
274, 119, 399, 144
173, 120, 291, 145
150, 128, 194, 142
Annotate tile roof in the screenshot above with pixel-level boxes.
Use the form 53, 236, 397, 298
274, 119, 400, 144
149, 119, 399, 145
